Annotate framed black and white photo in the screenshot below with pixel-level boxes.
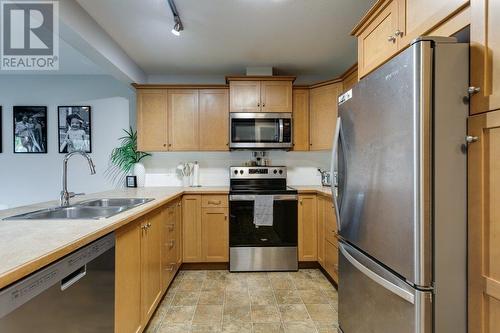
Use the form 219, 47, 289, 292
13, 106, 47, 154
126, 175, 137, 188
58, 106, 91, 153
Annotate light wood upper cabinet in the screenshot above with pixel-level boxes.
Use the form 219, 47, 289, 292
353, 0, 469, 79
137, 89, 168, 151
298, 194, 317, 261
182, 195, 203, 262
468, 110, 500, 333
199, 89, 229, 150
140, 211, 162, 325
356, 0, 400, 78
229, 81, 261, 113
202, 207, 229, 262
470, 0, 500, 114
168, 89, 199, 151
228, 77, 294, 113
261, 81, 293, 113
292, 89, 310, 151
401, 0, 468, 44
309, 83, 341, 151
115, 219, 143, 333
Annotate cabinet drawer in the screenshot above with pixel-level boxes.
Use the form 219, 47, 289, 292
325, 239, 339, 282
202, 195, 228, 208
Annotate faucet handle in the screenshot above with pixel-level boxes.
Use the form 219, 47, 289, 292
68, 192, 85, 198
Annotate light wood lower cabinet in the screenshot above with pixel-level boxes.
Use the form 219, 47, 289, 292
183, 194, 229, 263
468, 110, 500, 333
298, 194, 317, 261
115, 219, 143, 333
140, 210, 163, 324
161, 200, 182, 293
182, 195, 203, 262
317, 196, 325, 266
324, 239, 339, 283
202, 207, 229, 262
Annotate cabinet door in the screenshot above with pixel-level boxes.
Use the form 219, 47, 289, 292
137, 89, 168, 151
168, 89, 199, 150
202, 207, 229, 262
141, 211, 162, 324
292, 89, 310, 151
468, 111, 500, 332
309, 83, 341, 151
229, 81, 261, 112
182, 195, 203, 262
324, 198, 338, 246
357, 0, 400, 78
199, 89, 229, 150
401, 0, 468, 44
324, 239, 339, 283
317, 197, 325, 266
260, 81, 293, 113
470, 0, 500, 114
298, 195, 317, 261
115, 219, 142, 333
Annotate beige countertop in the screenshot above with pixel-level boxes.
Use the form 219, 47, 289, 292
0, 185, 331, 289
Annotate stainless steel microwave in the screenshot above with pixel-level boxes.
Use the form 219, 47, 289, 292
230, 113, 293, 149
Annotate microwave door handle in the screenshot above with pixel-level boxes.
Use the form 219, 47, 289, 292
331, 117, 342, 232
279, 119, 284, 142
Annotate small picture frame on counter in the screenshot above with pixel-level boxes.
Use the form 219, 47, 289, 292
126, 175, 137, 188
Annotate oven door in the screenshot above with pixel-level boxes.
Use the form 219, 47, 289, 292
230, 113, 292, 149
229, 194, 298, 247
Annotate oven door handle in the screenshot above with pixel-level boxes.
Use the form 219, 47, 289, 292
229, 194, 298, 201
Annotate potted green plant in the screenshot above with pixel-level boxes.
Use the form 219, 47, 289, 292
107, 127, 151, 187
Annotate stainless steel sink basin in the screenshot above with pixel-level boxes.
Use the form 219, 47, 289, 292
3, 198, 154, 220
4, 206, 127, 220
79, 198, 154, 208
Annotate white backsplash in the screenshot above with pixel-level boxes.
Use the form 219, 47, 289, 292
143, 151, 330, 187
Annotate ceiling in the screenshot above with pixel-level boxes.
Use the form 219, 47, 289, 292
76, 0, 375, 82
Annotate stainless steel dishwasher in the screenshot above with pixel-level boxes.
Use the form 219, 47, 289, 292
0, 233, 115, 333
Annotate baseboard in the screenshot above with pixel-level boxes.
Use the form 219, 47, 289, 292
181, 262, 229, 270
298, 261, 321, 269
318, 265, 338, 289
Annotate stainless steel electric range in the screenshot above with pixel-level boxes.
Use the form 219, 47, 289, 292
229, 166, 298, 272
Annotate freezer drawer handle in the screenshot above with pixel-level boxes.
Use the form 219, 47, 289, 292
340, 245, 415, 304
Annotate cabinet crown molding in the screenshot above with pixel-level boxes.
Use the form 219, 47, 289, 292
225, 75, 296, 84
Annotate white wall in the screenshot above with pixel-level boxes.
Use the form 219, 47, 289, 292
0, 75, 134, 209
144, 151, 331, 187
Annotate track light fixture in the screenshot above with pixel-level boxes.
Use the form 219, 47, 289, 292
168, 0, 183, 36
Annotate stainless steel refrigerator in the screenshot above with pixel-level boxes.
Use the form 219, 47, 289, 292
331, 37, 468, 333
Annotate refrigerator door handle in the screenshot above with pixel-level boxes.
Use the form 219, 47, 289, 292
331, 116, 342, 232
340, 243, 415, 304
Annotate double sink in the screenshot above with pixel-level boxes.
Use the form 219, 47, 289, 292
4, 198, 154, 220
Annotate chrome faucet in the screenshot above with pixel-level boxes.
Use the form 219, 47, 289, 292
60, 151, 96, 207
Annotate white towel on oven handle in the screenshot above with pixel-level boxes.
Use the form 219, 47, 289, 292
253, 195, 274, 227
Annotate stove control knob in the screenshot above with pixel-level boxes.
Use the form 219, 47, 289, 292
279, 170, 283, 175
273, 169, 278, 174
240, 170, 244, 175
234, 170, 238, 175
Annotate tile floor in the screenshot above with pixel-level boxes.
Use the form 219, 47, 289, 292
146, 269, 339, 333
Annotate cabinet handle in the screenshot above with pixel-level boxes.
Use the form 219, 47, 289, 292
167, 223, 175, 231
299, 200, 303, 205
257, 103, 260, 107
262, 103, 266, 107
387, 35, 396, 43
169, 240, 175, 248
394, 30, 403, 37
168, 144, 172, 147
225, 215, 228, 220
163, 143, 167, 147
468, 86, 481, 95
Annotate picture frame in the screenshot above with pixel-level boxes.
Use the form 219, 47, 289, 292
126, 176, 137, 188
58, 106, 92, 154
13, 106, 47, 154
